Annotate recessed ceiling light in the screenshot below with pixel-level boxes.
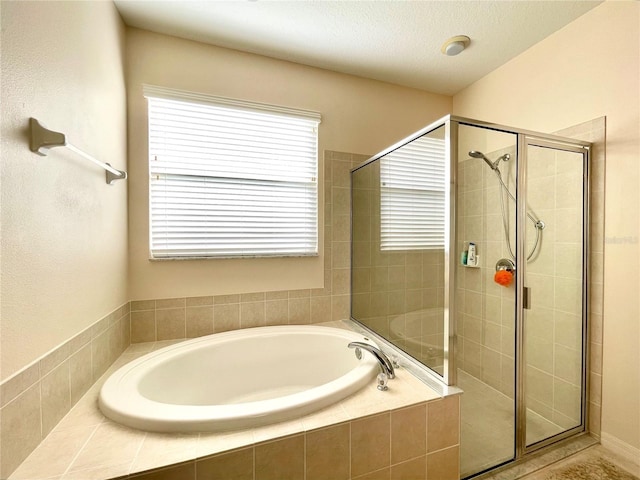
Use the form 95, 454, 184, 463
441, 35, 470, 56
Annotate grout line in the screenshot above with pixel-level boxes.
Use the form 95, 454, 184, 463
60, 423, 101, 476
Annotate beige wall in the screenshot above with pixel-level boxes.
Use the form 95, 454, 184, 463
0, 1, 128, 381
126, 28, 452, 300
453, 1, 640, 454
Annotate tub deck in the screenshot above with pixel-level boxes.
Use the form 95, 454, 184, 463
9, 323, 449, 480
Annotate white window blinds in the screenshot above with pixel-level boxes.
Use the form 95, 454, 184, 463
144, 86, 321, 259
380, 136, 446, 251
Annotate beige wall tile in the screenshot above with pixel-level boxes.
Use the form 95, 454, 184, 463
131, 300, 156, 311
214, 304, 240, 332
553, 378, 581, 420
265, 299, 288, 326
331, 295, 350, 321
310, 296, 332, 324
333, 214, 351, 241
526, 366, 554, 408
69, 344, 93, 404
91, 332, 111, 381
240, 292, 265, 302
306, 423, 350, 480
121, 314, 131, 349
156, 298, 186, 309
156, 308, 186, 340
255, 435, 304, 480
214, 294, 240, 305
332, 187, 350, 216
332, 242, 351, 269
132, 311, 156, 343
0, 363, 39, 408
427, 396, 460, 452
39, 343, 70, 377
351, 413, 391, 477
391, 403, 427, 465
588, 401, 601, 437
130, 462, 196, 480
332, 160, 352, 188
0, 384, 42, 478
390, 455, 426, 480
289, 289, 311, 299
186, 306, 214, 338
426, 445, 459, 480
41, 360, 71, 436
186, 296, 214, 307
196, 447, 253, 480
67, 328, 93, 357
240, 301, 266, 328
266, 290, 288, 300
288, 297, 310, 324
353, 468, 390, 480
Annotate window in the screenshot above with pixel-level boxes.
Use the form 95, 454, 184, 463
144, 86, 321, 259
380, 134, 446, 251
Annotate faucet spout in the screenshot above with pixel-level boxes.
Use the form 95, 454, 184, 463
348, 342, 396, 379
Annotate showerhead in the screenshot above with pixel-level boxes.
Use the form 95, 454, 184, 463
468, 150, 510, 170
469, 150, 496, 170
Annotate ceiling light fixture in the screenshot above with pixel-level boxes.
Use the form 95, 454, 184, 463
441, 35, 470, 56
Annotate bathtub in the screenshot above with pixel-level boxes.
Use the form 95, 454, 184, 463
99, 325, 379, 432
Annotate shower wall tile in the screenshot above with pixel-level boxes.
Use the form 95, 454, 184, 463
0, 302, 131, 478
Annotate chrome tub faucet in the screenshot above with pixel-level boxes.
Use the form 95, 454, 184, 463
348, 341, 396, 390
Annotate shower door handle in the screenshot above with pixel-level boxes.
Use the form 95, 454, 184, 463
523, 287, 532, 310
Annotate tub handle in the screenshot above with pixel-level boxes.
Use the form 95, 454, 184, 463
377, 373, 389, 391
348, 341, 395, 380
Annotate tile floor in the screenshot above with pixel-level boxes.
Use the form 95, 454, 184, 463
517, 444, 640, 479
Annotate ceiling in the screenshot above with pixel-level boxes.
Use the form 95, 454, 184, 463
114, 0, 602, 96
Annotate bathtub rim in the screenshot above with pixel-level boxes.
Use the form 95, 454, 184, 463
99, 325, 380, 432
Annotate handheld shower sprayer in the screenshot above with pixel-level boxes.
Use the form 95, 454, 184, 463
468, 150, 543, 262
469, 150, 510, 171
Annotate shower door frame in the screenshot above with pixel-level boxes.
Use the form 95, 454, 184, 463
448, 117, 591, 467
515, 135, 591, 457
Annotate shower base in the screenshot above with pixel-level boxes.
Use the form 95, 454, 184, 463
459, 370, 564, 478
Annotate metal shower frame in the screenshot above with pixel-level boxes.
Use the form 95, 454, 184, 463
350, 113, 591, 465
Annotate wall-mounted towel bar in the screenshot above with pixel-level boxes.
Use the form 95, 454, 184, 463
29, 118, 127, 185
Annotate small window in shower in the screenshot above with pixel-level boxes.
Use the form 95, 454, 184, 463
380, 135, 446, 251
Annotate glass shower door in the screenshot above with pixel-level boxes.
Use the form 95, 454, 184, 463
521, 140, 587, 449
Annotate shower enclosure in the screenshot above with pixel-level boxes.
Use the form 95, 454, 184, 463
350, 115, 590, 478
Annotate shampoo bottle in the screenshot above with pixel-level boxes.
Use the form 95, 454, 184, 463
467, 242, 476, 266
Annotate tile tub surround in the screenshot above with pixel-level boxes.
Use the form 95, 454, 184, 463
9, 337, 460, 480
0, 302, 131, 478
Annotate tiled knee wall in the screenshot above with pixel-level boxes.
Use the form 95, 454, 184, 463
0, 303, 131, 478
128, 396, 460, 480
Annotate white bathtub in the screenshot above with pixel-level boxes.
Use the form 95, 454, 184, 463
99, 325, 379, 432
